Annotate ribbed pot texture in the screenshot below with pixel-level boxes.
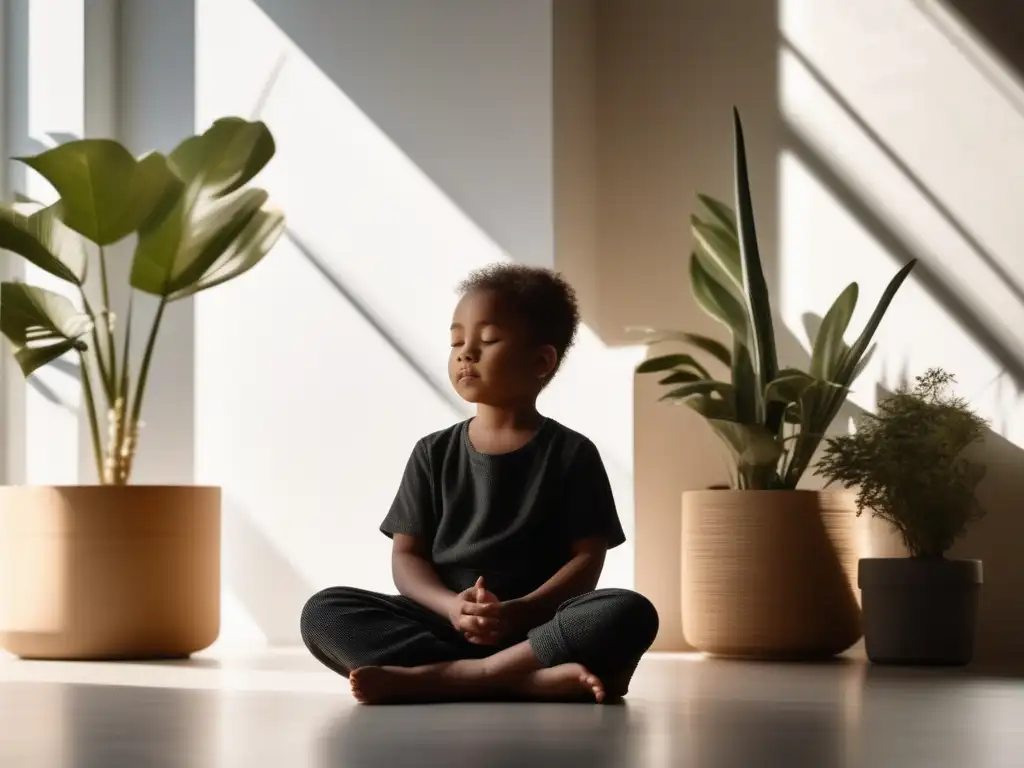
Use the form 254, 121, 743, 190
681, 490, 862, 659
0, 485, 221, 660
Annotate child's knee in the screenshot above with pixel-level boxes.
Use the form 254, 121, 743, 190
617, 590, 660, 642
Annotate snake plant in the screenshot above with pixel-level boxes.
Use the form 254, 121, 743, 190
636, 108, 916, 490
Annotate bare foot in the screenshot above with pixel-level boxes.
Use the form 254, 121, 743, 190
349, 661, 494, 705
517, 663, 606, 703
601, 670, 631, 702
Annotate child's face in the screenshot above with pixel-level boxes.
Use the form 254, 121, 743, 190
448, 289, 557, 406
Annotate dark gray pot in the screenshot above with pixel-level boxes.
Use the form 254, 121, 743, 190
859, 557, 983, 666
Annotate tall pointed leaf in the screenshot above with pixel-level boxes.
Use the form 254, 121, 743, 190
0, 282, 92, 376
837, 260, 917, 384
732, 107, 779, 421
821, 260, 918, 425
0, 203, 87, 284
15, 141, 180, 245
810, 282, 858, 381
732, 337, 758, 424
690, 253, 748, 341
692, 216, 742, 293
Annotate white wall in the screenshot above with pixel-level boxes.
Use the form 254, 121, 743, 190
779, 0, 1024, 663
0, 0, 639, 649
193, 0, 637, 646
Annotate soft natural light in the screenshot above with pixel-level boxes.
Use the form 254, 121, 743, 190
3, 0, 87, 486
778, 0, 1024, 444
195, 0, 641, 646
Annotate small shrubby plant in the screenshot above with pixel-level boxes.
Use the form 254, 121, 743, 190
815, 368, 988, 558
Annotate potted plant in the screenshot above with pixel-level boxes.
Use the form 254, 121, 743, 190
0, 117, 285, 660
815, 368, 988, 665
634, 107, 916, 659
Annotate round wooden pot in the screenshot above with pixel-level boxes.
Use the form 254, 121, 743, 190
0, 485, 221, 660
681, 489, 862, 659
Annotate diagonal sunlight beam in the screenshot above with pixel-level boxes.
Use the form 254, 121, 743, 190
780, 35, 1024, 310
911, 0, 1024, 120
285, 229, 471, 419
783, 123, 1024, 386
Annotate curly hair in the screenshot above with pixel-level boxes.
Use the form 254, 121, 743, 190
456, 262, 581, 380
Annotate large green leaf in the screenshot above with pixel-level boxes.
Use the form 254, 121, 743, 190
168, 117, 276, 199
131, 188, 267, 297
810, 283, 858, 381
732, 107, 779, 421
130, 118, 281, 299
15, 141, 180, 246
166, 206, 285, 301
689, 252, 748, 340
0, 203, 88, 284
626, 326, 732, 369
0, 281, 92, 376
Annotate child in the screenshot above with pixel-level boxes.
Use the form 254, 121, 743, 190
300, 263, 659, 704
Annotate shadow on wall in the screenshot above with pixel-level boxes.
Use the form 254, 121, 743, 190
919, 0, 1024, 117
223, 497, 315, 646
780, 311, 1024, 669
251, 0, 558, 281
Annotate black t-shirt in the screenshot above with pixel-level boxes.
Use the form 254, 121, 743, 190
380, 417, 626, 600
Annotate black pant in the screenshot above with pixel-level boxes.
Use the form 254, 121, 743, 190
300, 586, 659, 680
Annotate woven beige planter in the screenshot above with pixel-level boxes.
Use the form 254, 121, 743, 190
681, 489, 862, 659
0, 485, 221, 660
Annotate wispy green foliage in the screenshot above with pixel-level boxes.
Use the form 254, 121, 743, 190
815, 368, 988, 558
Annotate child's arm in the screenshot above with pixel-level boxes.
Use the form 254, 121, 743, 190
505, 536, 607, 629
391, 533, 460, 618
392, 533, 500, 634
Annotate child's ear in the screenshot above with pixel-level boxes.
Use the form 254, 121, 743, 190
537, 345, 558, 380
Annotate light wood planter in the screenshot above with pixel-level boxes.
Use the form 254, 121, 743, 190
0, 485, 221, 660
681, 489, 862, 660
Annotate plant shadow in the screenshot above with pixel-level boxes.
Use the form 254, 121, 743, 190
786, 315, 1024, 671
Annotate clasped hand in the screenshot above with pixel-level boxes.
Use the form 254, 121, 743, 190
447, 576, 525, 646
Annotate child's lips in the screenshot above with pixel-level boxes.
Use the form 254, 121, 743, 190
458, 369, 480, 381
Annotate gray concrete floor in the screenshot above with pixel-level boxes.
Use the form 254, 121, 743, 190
2, 649, 1023, 767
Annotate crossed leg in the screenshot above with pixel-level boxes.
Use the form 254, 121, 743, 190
300, 586, 659, 705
